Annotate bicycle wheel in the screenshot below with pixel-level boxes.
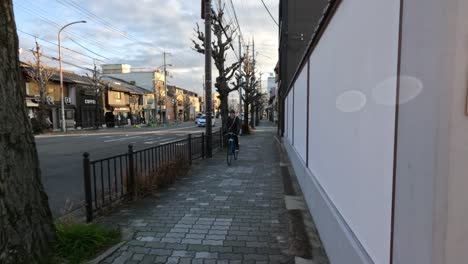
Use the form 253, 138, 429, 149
226, 143, 233, 166
234, 145, 238, 160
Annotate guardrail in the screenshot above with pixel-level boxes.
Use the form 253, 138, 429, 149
82, 130, 223, 222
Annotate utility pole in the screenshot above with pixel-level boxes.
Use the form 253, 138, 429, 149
163, 51, 171, 123
238, 35, 243, 135
202, 75, 205, 113
251, 38, 255, 128
257, 71, 263, 126
35, 40, 43, 97
204, 0, 213, 157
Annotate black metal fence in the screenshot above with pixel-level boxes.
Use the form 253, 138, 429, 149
83, 129, 223, 222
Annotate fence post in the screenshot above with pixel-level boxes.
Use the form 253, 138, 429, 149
83, 152, 93, 223
201, 132, 205, 159
128, 144, 135, 199
188, 134, 192, 165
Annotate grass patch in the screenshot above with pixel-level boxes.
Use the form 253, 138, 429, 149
54, 223, 120, 264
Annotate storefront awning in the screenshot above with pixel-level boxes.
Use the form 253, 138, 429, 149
113, 107, 130, 112
26, 100, 39, 107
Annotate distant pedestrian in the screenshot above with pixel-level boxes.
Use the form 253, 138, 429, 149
45, 116, 53, 129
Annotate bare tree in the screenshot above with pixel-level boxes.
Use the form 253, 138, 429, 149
183, 94, 192, 121
0, 1, 55, 263
86, 63, 105, 128
192, 5, 243, 131
24, 41, 54, 132
237, 54, 258, 134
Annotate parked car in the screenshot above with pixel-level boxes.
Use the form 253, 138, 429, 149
195, 113, 203, 124
196, 115, 216, 127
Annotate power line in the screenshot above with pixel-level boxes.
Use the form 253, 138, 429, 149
260, 0, 279, 26
228, 0, 244, 43
15, 2, 126, 56
17, 29, 106, 62
68, 38, 109, 60
23, 49, 94, 72
55, 0, 164, 54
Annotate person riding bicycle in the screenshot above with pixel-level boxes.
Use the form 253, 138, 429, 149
225, 109, 240, 150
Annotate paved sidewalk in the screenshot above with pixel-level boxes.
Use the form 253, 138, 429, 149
97, 124, 292, 263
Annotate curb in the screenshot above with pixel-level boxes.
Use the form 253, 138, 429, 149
274, 135, 329, 264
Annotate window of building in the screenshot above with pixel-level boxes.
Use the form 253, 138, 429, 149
25, 82, 30, 95
114, 92, 121, 99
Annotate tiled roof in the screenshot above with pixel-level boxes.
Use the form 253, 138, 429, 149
100, 76, 147, 95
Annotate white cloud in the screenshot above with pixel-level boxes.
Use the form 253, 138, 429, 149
14, 0, 278, 95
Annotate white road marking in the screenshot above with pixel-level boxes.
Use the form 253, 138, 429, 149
104, 136, 143, 142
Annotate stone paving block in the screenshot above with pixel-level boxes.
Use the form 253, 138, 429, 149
209, 230, 228, 235
112, 252, 133, 264
149, 248, 173, 256
218, 253, 243, 260
162, 238, 182, 243
171, 228, 190, 233
232, 247, 256, 254
131, 253, 144, 261
128, 246, 150, 254
166, 243, 189, 250
211, 225, 230, 230
167, 256, 181, 264
195, 252, 219, 259
179, 257, 193, 264
182, 238, 203, 245
246, 241, 268, 248
139, 255, 156, 264
186, 233, 206, 239
145, 241, 167, 249
166, 233, 186, 238
203, 240, 223, 246
206, 235, 226, 240
244, 254, 268, 261
223, 240, 246, 247
209, 246, 233, 253
154, 256, 168, 263
190, 229, 209, 234
172, 250, 196, 257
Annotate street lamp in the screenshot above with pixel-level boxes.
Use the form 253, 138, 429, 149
58, 20, 86, 132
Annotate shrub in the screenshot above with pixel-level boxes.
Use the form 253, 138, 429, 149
54, 222, 120, 264
136, 154, 190, 196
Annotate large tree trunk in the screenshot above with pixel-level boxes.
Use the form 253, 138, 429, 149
0, 1, 55, 263
243, 101, 250, 134
256, 106, 260, 126
250, 101, 255, 128
219, 93, 229, 132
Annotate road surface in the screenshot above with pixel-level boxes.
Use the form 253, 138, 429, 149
35, 124, 213, 217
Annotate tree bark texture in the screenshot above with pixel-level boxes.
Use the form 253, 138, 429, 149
0, 1, 55, 263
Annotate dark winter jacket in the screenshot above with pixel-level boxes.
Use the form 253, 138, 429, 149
226, 116, 240, 134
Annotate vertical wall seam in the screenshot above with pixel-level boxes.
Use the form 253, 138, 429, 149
390, 0, 404, 263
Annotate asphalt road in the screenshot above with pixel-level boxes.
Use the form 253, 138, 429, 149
35, 123, 213, 217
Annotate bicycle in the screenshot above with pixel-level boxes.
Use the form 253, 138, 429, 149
226, 132, 238, 166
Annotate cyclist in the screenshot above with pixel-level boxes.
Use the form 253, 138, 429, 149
225, 109, 240, 150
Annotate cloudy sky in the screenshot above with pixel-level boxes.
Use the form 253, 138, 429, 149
13, 0, 278, 95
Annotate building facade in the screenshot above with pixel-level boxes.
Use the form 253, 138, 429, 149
102, 64, 165, 123
278, 0, 468, 263
22, 65, 103, 130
